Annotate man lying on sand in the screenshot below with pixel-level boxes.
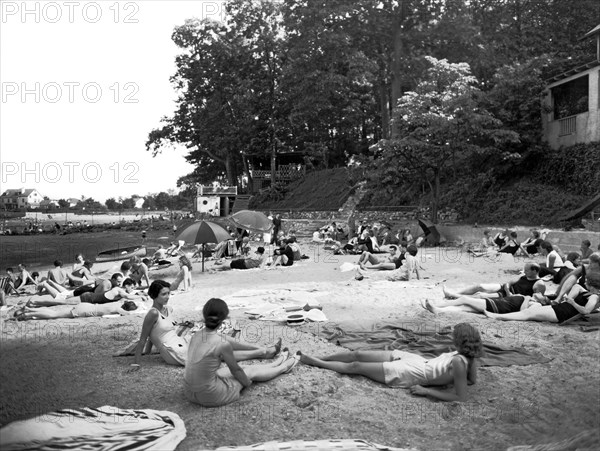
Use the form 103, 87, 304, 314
424, 281, 548, 316
443, 262, 540, 299
484, 272, 600, 324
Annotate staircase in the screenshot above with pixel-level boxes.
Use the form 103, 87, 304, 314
231, 195, 252, 213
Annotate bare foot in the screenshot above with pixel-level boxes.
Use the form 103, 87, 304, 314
282, 351, 300, 373
298, 351, 320, 367
424, 299, 438, 315
265, 338, 283, 359
442, 285, 457, 299
272, 348, 289, 366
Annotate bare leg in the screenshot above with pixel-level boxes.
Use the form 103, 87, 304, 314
299, 353, 387, 384
319, 349, 393, 363
430, 296, 486, 312
363, 262, 396, 271
227, 337, 281, 360
484, 306, 558, 322
26, 294, 79, 307
18, 305, 73, 320
444, 284, 500, 298
243, 356, 297, 381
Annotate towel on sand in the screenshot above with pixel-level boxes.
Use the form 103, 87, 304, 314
309, 321, 552, 367
0, 406, 186, 451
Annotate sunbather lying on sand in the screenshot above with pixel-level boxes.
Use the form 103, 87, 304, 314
212, 247, 267, 271
28, 276, 146, 307
356, 244, 421, 281
130, 281, 283, 368
443, 263, 540, 299
424, 281, 548, 315
13, 299, 142, 321
484, 272, 600, 324
299, 323, 482, 402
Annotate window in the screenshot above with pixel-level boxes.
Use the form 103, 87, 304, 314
552, 75, 589, 120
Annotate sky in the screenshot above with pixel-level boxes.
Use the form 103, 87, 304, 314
0, 0, 226, 203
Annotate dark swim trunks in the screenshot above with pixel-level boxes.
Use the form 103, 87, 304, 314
485, 295, 525, 314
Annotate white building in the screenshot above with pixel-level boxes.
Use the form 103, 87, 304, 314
0, 188, 44, 210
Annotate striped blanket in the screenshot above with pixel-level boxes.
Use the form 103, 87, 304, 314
0, 406, 186, 451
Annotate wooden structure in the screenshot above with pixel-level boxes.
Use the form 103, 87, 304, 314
195, 185, 238, 217
542, 24, 600, 149
249, 152, 306, 192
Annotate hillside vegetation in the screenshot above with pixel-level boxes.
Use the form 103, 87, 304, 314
249, 168, 353, 211
251, 143, 599, 227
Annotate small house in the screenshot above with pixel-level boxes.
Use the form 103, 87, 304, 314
542, 24, 600, 149
0, 188, 44, 210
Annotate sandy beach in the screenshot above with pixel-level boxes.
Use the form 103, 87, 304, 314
1, 244, 598, 450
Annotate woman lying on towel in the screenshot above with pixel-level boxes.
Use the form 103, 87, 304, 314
184, 298, 299, 407
299, 323, 482, 402
13, 299, 141, 320
484, 272, 600, 324
131, 281, 282, 369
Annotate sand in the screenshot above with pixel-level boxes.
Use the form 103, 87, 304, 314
0, 245, 598, 450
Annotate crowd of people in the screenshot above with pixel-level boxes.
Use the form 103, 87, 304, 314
1, 216, 599, 410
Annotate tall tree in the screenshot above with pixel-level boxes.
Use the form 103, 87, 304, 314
378, 57, 519, 221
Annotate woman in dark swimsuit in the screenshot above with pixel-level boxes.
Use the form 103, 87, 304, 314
484, 272, 600, 324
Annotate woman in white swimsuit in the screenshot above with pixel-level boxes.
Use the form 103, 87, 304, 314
299, 323, 483, 402
131, 281, 282, 368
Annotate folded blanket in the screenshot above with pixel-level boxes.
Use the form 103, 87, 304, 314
309, 321, 552, 367
0, 406, 186, 451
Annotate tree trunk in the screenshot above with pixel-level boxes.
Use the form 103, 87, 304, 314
270, 133, 277, 188
431, 167, 440, 224
380, 81, 390, 139
225, 155, 235, 187
390, 1, 407, 139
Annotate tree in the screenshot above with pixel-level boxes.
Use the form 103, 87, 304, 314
376, 57, 519, 221
105, 198, 121, 210
57, 199, 69, 209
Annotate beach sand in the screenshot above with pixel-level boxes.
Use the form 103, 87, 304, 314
0, 245, 598, 450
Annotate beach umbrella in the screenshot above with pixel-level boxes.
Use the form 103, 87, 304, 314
229, 210, 272, 233
177, 220, 231, 271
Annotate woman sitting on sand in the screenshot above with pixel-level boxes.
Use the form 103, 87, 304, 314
498, 231, 520, 255
538, 241, 569, 284
299, 323, 482, 402
131, 281, 283, 369
170, 256, 193, 291
484, 272, 600, 324
184, 298, 299, 407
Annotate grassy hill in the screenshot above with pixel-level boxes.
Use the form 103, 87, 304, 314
249, 168, 354, 211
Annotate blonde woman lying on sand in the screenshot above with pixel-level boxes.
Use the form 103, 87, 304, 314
299, 323, 482, 402
184, 298, 299, 407
130, 281, 282, 369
